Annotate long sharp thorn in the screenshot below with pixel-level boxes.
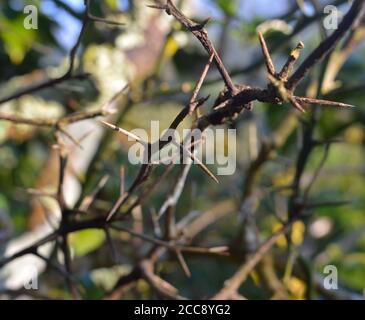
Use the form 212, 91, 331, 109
147, 4, 166, 10
99, 120, 147, 144
176, 250, 192, 278
184, 147, 219, 184
289, 97, 306, 113
294, 96, 355, 109
258, 31, 276, 76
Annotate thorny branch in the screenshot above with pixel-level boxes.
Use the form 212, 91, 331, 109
1, 0, 364, 300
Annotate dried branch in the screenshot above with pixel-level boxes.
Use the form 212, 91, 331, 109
149, 0, 237, 94
1, 0, 363, 301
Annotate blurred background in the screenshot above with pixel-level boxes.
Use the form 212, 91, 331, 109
0, 0, 364, 299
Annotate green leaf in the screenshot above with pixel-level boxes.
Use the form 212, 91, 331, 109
0, 15, 37, 64
70, 229, 106, 257
106, 0, 119, 10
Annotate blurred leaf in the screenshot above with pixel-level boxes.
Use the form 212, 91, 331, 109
216, 0, 237, 17
273, 221, 305, 248
163, 37, 180, 61
0, 15, 37, 64
287, 277, 306, 300
70, 229, 106, 257
106, 0, 119, 10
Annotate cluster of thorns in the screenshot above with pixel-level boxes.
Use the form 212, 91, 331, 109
102, 0, 356, 199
